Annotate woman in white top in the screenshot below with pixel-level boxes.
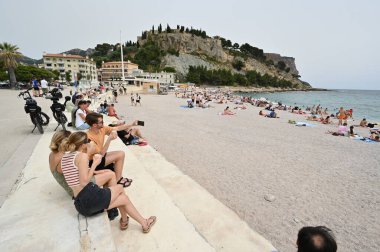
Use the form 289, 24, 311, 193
76, 100, 90, 130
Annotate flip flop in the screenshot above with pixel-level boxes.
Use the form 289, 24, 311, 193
142, 216, 157, 233
120, 216, 129, 230
117, 177, 133, 187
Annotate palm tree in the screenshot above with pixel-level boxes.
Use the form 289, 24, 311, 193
0, 42, 22, 89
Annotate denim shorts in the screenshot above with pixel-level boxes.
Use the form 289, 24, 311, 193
74, 182, 111, 217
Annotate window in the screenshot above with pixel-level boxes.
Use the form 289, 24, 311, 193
46, 64, 52, 67
67, 60, 71, 62
54, 64, 57, 67
68, 65, 71, 67
150, 85, 154, 89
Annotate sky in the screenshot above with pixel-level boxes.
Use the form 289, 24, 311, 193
1, 0, 379, 90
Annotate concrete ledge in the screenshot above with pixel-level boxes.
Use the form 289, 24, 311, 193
0, 126, 116, 252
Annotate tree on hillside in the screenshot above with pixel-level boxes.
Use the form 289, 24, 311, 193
232, 59, 245, 71
0, 42, 22, 89
233, 43, 240, 50
158, 24, 162, 33
166, 24, 172, 33
152, 25, 155, 33
94, 43, 112, 56
277, 61, 286, 70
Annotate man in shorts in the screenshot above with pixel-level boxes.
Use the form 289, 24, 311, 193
85, 112, 139, 186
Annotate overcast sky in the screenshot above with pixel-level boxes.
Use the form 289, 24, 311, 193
1, 0, 379, 89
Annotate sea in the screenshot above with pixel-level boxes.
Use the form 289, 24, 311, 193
238, 89, 380, 122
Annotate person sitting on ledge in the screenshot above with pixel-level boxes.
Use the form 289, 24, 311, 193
297, 226, 337, 252
76, 100, 90, 130
85, 112, 139, 186
60, 132, 156, 232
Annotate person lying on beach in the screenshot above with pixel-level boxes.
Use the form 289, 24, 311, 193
259, 110, 278, 118
60, 132, 156, 232
234, 105, 247, 110
321, 116, 331, 124
369, 133, 380, 142
222, 106, 235, 115
107, 104, 121, 120
297, 226, 337, 252
307, 115, 320, 121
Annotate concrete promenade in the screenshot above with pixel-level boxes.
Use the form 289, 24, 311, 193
0, 114, 277, 251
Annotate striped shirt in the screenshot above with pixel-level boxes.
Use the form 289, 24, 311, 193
61, 151, 80, 187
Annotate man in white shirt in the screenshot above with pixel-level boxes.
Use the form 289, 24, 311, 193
75, 100, 90, 130
40, 78, 48, 95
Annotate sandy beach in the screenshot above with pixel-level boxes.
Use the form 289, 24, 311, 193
115, 93, 380, 252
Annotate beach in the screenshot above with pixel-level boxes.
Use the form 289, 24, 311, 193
116, 93, 380, 252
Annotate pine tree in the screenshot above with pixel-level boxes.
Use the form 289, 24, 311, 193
152, 25, 155, 33
158, 24, 162, 33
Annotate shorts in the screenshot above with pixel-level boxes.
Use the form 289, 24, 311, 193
76, 123, 90, 130
74, 182, 111, 217
33, 87, 39, 91
89, 153, 115, 171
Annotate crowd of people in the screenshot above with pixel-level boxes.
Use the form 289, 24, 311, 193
175, 87, 379, 142
48, 84, 155, 234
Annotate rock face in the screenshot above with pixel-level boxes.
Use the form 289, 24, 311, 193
264, 53, 299, 75
139, 32, 228, 62
138, 30, 309, 87
163, 54, 217, 79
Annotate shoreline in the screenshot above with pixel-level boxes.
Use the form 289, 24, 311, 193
226, 86, 330, 93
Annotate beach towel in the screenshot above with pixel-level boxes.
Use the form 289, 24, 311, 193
296, 122, 316, 127
353, 138, 378, 143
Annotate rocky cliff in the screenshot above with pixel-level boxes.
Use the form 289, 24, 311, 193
138, 30, 310, 88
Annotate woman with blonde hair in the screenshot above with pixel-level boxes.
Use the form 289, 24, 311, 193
49, 130, 117, 197
60, 132, 156, 232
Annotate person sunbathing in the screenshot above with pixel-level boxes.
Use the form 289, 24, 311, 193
326, 123, 349, 136
222, 106, 235, 115
259, 110, 278, 118
369, 133, 380, 142
107, 104, 121, 120
321, 116, 331, 124
60, 132, 156, 232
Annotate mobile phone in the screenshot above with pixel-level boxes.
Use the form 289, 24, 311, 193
137, 120, 145, 126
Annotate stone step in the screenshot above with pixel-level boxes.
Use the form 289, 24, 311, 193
127, 144, 277, 252
108, 140, 215, 252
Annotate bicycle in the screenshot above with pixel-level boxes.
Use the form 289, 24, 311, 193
18, 88, 50, 134
46, 88, 71, 131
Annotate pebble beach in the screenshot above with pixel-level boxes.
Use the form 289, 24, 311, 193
117, 93, 380, 252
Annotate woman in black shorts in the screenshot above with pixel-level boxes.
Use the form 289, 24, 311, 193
60, 132, 156, 232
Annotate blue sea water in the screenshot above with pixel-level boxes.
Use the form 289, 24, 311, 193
239, 89, 380, 122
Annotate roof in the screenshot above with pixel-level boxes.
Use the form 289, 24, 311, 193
43, 53, 86, 59
103, 61, 138, 66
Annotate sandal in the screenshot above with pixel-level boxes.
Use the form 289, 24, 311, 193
119, 216, 129, 230
117, 177, 133, 187
142, 216, 157, 233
